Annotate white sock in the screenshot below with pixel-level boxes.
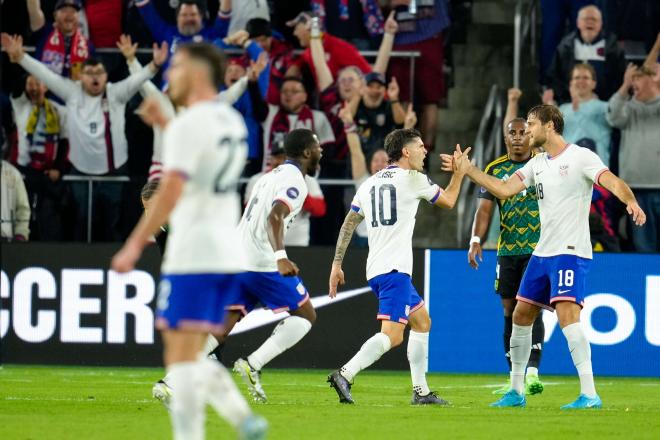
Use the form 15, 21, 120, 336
198, 358, 252, 429
562, 322, 597, 398
407, 330, 430, 396
509, 324, 532, 394
340, 333, 392, 382
203, 335, 220, 356
166, 361, 205, 440
526, 366, 539, 377
247, 316, 312, 371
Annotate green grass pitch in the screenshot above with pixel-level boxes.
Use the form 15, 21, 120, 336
1, 366, 659, 439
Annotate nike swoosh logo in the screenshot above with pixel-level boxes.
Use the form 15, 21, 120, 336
557, 289, 571, 294
535, 171, 543, 175
229, 286, 372, 335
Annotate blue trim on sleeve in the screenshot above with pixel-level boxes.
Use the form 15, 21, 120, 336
430, 189, 441, 204
350, 204, 361, 212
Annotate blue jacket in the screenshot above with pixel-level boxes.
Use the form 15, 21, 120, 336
219, 43, 269, 160
137, 0, 230, 86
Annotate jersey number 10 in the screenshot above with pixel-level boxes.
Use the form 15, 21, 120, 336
369, 184, 398, 227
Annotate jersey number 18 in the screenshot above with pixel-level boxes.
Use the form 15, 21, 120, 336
369, 184, 397, 227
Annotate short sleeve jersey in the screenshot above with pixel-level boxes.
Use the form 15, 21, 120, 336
478, 154, 540, 256
238, 162, 309, 272
352, 166, 441, 280
514, 144, 608, 259
161, 101, 248, 274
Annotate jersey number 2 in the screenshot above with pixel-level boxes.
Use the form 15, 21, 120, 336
214, 137, 244, 193
369, 184, 397, 227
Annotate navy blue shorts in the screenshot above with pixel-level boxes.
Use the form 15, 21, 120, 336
225, 271, 310, 316
517, 255, 591, 311
368, 271, 424, 324
156, 273, 242, 334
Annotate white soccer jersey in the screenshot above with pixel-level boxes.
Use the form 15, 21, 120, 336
239, 162, 309, 271
515, 143, 608, 259
160, 101, 248, 274
352, 166, 441, 280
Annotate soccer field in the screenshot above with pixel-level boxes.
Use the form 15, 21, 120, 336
1, 366, 659, 439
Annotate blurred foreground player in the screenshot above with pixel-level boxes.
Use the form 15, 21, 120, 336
444, 105, 646, 409
468, 117, 545, 395
327, 129, 467, 405
111, 42, 266, 439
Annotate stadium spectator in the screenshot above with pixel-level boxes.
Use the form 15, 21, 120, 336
311, 11, 398, 159
249, 75, 336, 243
235, 19, 300, 105
222, 51, 269, 176
117, 34, 249, 180
387, 0, 451, 155
1, 159, 31, 242
353, 72, 406, 158
543, 63, 612, 165
539, 0, 594, 86
2, 33, 167, 241
29, 0, 92, 80
136, 0, 232, 82
311, 0, 385, 50
286, 11, 372, 80
9, 74, 68, 240
545, 4, 626, 105
607, 63, 660, 252
253, 76, 335, 170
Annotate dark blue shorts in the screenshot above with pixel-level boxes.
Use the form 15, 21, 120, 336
368, 271, 424, 324
517, 255, 591, 311
156, 273, 242, 334
225, 271, 310, 316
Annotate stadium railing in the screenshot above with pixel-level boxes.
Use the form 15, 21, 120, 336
456, 84, 503, 246
62, 175, 361, 242
513, 0, 538, 89
23, 46, 421, 100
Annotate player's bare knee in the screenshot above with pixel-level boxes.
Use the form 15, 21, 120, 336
512, 303, 537, 326
411, 316, 431, 333
555, 302, 580, 328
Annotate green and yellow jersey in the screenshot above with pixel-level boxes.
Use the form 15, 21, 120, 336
478, 154, 540, 256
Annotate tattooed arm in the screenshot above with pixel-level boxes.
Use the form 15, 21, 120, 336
328, 210, 364, 298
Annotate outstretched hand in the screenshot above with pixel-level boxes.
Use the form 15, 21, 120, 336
247, 51, 269, 82
440, 144, 472, 175
403, 103, 417, 129
384, 10, 398, 35
1, 33, 24, 63
338, 101, 354, 126
116, 34, 138, 62
152, 41, 169, 68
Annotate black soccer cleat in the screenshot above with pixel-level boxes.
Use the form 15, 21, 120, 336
411, 390, 450, 406
327, 370, 354, 404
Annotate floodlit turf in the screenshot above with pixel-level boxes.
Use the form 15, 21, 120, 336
1, 366, 659, 439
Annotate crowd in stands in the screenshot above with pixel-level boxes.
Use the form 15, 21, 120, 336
1, 0, 658, 252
